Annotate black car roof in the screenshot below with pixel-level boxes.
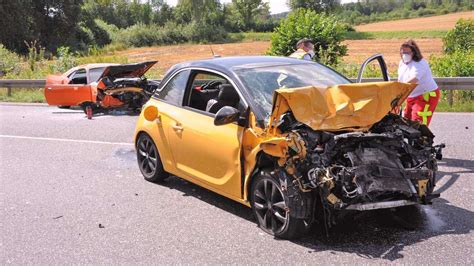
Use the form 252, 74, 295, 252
167, 56, 313, 74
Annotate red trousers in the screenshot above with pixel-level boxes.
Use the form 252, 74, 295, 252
403, 89, 441, 126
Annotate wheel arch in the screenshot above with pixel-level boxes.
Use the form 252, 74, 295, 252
243, 151, 277, 202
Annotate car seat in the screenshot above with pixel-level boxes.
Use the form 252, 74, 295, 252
206, 84, 240, 114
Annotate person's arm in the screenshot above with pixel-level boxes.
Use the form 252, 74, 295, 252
406, 76, 419, 83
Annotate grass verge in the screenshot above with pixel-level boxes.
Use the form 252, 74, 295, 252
0, 88, 45, 103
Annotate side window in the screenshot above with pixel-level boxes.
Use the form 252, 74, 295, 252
185, 71, 242, 115
156, 70, 190, 105
69, 68, 87, 84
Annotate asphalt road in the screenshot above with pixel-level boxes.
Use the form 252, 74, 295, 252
1, 104, 473, 264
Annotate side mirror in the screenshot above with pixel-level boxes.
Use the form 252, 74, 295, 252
143, 105, 159, 121
214, 106, 240, 126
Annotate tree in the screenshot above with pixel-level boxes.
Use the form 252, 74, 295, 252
0, 0, 85, 54
268, 8, 347, 65
0, 0, 33, 54
443, 19, 473, 54
231, 0, 270, 31
288, 0, 340, 13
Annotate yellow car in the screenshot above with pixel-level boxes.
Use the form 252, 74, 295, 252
134, 56, 443, 239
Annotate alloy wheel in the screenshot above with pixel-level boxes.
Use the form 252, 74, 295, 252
137, 136, 158, 177
253, 179, 289, 234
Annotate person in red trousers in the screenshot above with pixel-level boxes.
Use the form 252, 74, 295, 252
398, 39, 441, 126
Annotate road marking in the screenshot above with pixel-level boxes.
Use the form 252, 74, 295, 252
0, 135, 134, 146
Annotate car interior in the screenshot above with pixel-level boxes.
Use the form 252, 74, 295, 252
68, 68, 87, 84
186, 71, 243, 115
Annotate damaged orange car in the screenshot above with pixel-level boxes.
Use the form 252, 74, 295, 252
44, 61, 159, 117
134, 56, 444, 239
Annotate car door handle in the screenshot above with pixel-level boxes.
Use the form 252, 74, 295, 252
172, 124, 183, 131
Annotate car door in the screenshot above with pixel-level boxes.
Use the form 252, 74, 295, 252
44, 68, 94, 106
165, 70, 244, 199
356, 54, 390, 83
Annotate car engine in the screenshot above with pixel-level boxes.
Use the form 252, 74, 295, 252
271, 112, 444, 228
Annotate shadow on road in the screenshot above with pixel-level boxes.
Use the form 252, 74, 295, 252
434, 157, 473, 195
151, 160, 473, 261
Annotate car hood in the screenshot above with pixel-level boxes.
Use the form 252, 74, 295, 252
271, 81, 416, 131
99, 61, 157, 80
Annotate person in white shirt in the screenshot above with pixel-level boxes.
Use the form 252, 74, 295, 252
398, 39, 440, 126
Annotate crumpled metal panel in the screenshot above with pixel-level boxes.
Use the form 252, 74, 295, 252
273, 81, 416, 131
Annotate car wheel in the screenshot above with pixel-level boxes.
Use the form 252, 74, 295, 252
58, 106, 71, 109
250, 170, 308, 239
136, 133, 168, 183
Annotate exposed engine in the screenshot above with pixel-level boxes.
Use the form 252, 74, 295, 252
273, 112, 444, 227
83, 77, 160, 114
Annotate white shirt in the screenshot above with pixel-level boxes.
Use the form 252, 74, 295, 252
397, 59, 438, 97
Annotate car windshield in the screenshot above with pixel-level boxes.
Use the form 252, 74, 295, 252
89, 67, 106, 83
234, 63, 350, 119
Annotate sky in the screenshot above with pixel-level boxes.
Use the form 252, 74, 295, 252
165, 0, 358, 15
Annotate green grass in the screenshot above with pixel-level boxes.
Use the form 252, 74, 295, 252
229, 30, 447, 42
345, 30, 448, 40
0, 88, 45, 103
436, 99, 474, 112
228, 32, 273, 42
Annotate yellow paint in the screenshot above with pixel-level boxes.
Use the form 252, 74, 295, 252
135, 81, 417, 206
418, 179, 429, 197
274, 81, 416, 131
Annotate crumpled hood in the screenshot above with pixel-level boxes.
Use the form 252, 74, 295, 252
271, 81, 416, 131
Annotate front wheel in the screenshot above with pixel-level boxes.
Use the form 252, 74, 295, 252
250, 170, 310, 239
136, 133, 168, 183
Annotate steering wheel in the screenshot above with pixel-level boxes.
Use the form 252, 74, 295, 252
201, 80, 222, 91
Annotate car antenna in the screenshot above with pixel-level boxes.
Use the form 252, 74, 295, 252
209, 45, 220, 58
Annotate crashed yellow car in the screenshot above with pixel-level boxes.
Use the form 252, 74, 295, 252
134, 56, 444, 239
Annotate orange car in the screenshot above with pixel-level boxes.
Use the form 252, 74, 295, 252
44, 61, 159, 117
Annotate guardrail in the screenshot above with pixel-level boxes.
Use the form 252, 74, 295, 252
1, 77, 473, 105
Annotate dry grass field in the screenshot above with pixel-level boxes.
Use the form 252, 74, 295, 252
355, 11, 473, 32
117, 38, 443, 76
112, 12, 470, 77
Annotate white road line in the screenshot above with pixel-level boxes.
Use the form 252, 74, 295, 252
0, 135, 134, 146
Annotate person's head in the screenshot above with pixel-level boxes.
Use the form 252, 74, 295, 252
400, 39, 423, 63
296, 38, 314, 53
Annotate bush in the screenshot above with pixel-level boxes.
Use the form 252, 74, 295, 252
443, 19, 473, 54
54, 47, 78, 73
0, 44, 21, 77
267, 9, 347, 65
183, 22, 228, 43
430, 50, 474, 106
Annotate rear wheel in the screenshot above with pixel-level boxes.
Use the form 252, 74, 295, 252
136, 133, 168, 183
250, 170, 309, 239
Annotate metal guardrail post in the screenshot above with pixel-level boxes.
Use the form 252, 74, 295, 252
447, 91, 454, 107
7, 85, 12, 97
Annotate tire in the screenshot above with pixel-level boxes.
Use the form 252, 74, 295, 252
249, 170, 310, 239
58, 106, 71, 109
136, 133, 169, 183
